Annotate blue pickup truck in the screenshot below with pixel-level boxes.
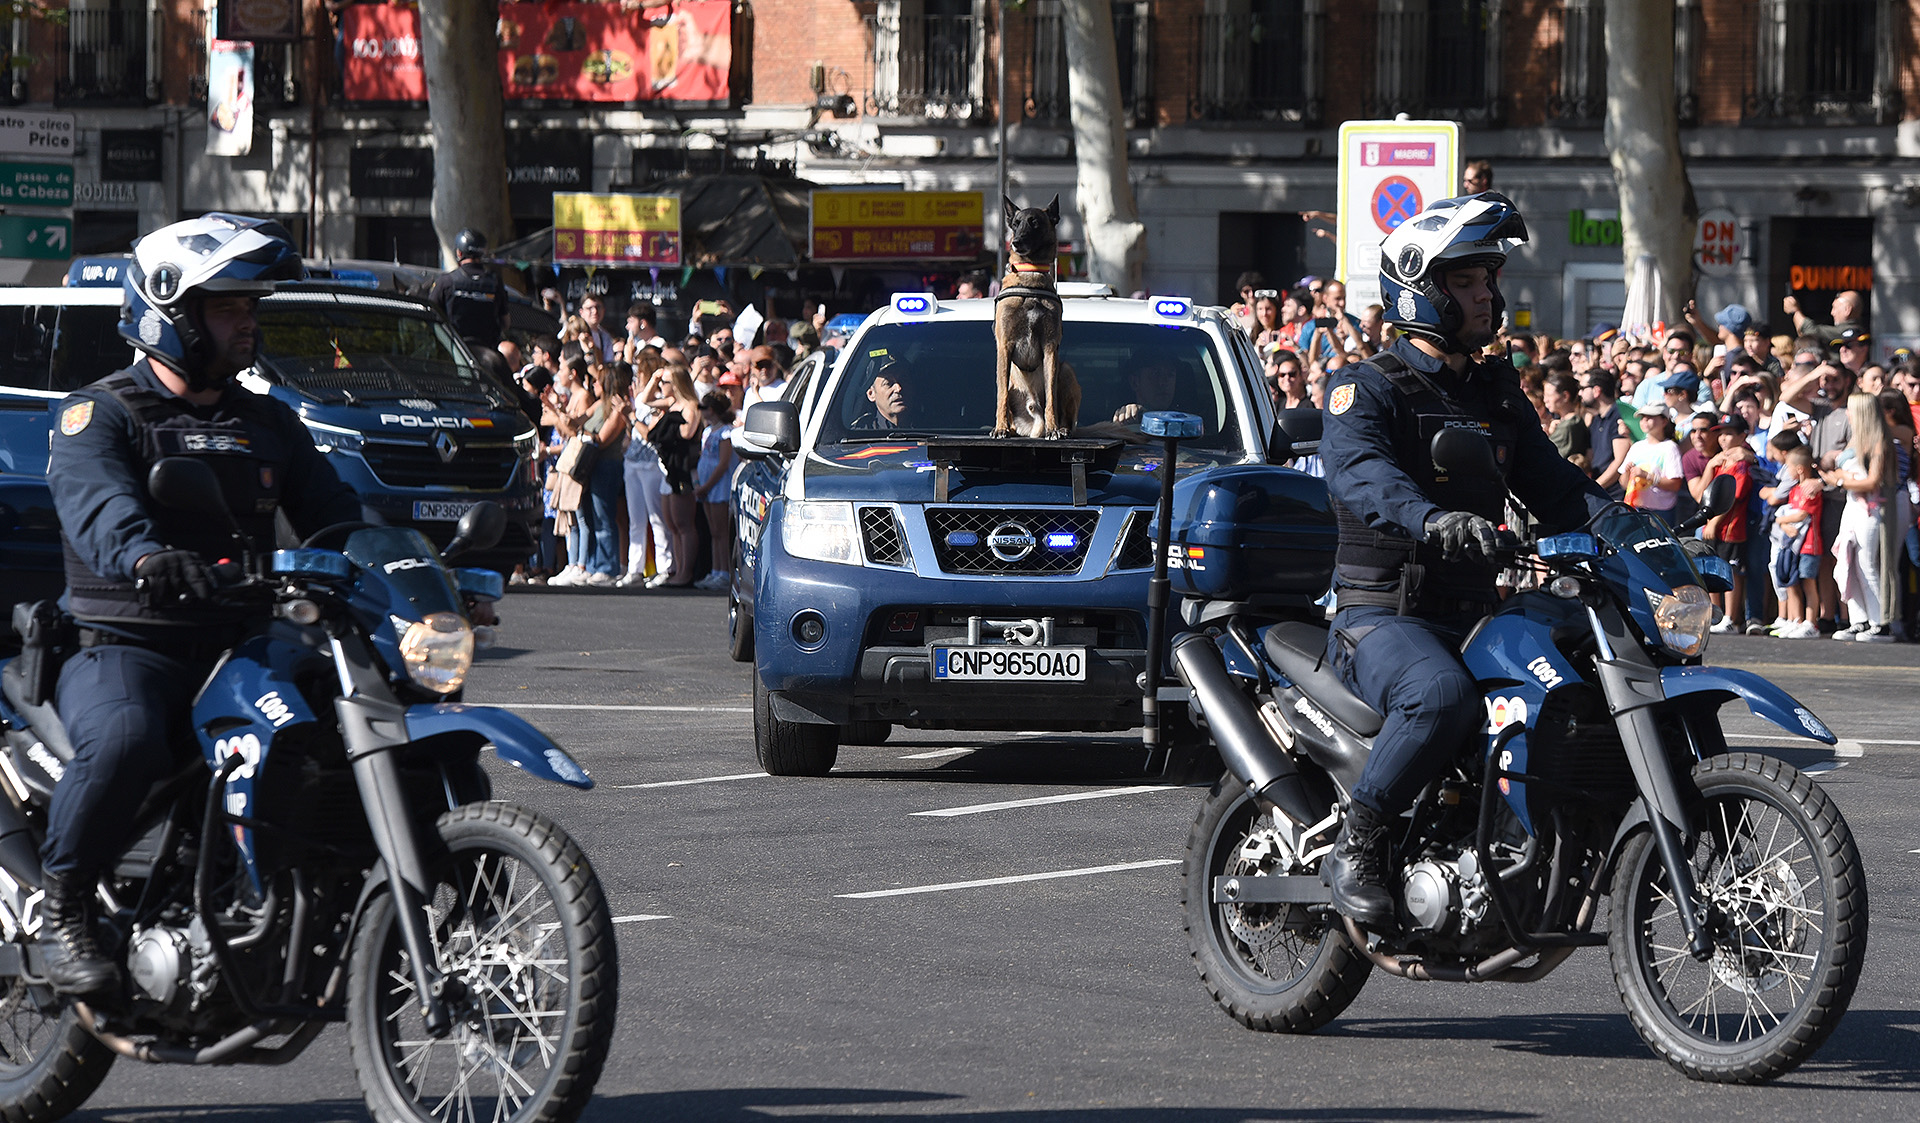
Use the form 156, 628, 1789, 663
729, 288, 1336, 775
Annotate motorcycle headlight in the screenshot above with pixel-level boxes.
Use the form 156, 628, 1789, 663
400, 611, 474, 693
780, 500, 860, 565
1645, 584, 1713, 657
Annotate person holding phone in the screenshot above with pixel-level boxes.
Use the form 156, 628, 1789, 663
1299, 279, 1366, 363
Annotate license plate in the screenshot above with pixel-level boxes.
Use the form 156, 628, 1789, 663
932, 646, 1087, 682
413, 500, 475, 522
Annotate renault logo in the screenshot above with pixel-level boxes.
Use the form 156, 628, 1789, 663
986, 521, 1037, 562
434, 431, 459, 463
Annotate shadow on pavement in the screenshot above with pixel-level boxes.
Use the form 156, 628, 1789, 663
833, 738, 1171, 786
575, 1087, 1538, 1123
74, 1104, 368, 1122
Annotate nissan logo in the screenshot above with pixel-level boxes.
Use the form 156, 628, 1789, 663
986, 521, 1037, 562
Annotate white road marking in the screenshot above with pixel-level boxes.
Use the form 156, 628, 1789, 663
899, 747, 974, 760
913, 785, 1180, 817
611, 914, 673, 924
1800, 761, 1849, 775
497, 703, 752, 713
838, 859, 1180, 899
614, 772, 769, 789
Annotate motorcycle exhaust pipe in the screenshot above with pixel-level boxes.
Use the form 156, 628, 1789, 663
1171, 633, 1326, 829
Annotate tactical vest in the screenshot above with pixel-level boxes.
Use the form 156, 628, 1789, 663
1331, 352, 1525, 608
441, 264, 504, 343
63, 370, 291, 624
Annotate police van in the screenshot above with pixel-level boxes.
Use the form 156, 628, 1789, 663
730, 287, 1337, 775
0, 260, 541, 572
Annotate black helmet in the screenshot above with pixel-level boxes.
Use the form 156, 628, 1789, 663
455, 228, 488, 258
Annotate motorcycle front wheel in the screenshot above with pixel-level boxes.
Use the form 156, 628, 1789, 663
347, 802, 618, 1123
1183, 775, 1370, 1033
1609, 753, 1866, 1083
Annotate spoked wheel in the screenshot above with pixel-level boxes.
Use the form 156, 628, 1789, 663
1182, 776, 1369, 1033
0, 972, 113, 1122
1610, 753, 1866, 1083
348, 803, 617, 1123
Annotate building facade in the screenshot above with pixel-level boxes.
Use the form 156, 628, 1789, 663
16, 0, 1920, 349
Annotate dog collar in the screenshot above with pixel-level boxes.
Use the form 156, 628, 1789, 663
1007, 262, 1051, 273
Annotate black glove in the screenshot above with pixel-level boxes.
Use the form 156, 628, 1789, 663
1425, 511, 1500, 563
133, 549, 216, 606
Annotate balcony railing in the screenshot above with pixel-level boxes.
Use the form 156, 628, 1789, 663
1548, 0, 1699, 126
56, 8, 152, 106
1745, 0, 1897, 123
1026, 1, 1151, 127
1369, 0, 1502, 123
1189, 3, 1324, 124
189, 9, 304, 108
866, 13, 982, 121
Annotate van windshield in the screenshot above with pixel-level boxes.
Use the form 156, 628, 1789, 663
256, 298, 492, 401
818, 320, 1246, 452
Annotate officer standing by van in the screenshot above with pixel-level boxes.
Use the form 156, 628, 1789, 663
428, 228, 509, 348
38, 215, 363, 997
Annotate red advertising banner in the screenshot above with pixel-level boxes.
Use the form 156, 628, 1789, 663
342, 1, 732, 104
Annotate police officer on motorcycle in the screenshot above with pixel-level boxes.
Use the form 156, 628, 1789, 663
1318, 194, 1613, 928
428, 227, 509, 349
40, 215, 363, 996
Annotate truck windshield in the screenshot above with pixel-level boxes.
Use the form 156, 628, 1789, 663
819, 321, 1245, 451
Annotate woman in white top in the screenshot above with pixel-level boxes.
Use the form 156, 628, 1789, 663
1621, 409, 1685, 521
1821, 392, 1895, 641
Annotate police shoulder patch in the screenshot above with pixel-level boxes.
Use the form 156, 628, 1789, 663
1329, 383, 1356, 416
58, 400, 93, 436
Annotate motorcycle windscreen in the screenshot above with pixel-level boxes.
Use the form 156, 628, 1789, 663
342, 527, 464, 617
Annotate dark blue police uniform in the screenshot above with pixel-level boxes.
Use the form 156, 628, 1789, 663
45, 358, 361, 880
1320, 337, 1612, 814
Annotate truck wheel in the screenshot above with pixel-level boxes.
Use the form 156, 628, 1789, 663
841, 721, 892, 746
752, 671, 838, 776
727, 594, 754, 662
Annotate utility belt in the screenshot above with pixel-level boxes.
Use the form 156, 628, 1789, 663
1333, 569, 1495, 619
76, 625, 234, 666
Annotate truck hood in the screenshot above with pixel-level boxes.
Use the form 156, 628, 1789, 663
797, 440, 1245, 506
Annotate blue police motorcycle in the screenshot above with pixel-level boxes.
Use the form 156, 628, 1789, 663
1171, 422, 1865, 1083
0, 459, 615, 1122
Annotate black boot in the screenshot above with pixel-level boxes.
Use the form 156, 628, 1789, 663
37, 873, 119, 998
1321, 800, 1397, 930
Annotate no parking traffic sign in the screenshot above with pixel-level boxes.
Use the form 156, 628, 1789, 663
1337, 121, 1461, 312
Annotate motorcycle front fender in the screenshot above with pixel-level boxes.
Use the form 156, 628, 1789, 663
404, 703, 594, 789
1659, 665, 1837, 745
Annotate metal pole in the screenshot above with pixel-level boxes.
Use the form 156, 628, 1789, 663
995, 0, 1008, 278
1141, 431, 1179, 755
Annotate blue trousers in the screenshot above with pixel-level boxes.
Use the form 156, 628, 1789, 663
44, 646, 202, 879
584, 455, 624, 577
1327, 606, 1482, 815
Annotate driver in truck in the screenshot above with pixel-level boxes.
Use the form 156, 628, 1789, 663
1317, 194, 1614, 929
850, 359, 920, 430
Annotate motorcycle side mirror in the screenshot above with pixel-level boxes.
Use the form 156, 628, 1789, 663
444, 501, 507, 560
148, 457, 235, 523
1674, 472, 1738, 534
1267, 408, 1322, 464
1430, 427, 1499, 480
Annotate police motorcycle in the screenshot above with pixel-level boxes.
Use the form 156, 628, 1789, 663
0, 458, 615, 1122
1168, 416, 1865, 1083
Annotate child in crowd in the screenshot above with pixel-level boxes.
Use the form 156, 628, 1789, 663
1768, 445, 1824, 638
1702, 413, 1756, 633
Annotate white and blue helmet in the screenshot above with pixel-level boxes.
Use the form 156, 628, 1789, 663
1378, 192, 1528, 350
120, 213, 305, 377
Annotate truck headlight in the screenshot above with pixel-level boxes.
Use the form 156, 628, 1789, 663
1645, 585, 1712, 657
780, 501, 860, 565
400, 611, 474, 693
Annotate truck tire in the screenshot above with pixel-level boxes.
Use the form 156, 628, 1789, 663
727, 593, 754, 662
752, 671, 838, 776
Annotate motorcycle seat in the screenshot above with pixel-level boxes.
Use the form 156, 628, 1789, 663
1262, 621, 1385, 737
0, 659, 77, 763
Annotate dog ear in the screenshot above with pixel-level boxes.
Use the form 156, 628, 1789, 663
1045, 195, 1060, 224
1003, 195, 1020, 225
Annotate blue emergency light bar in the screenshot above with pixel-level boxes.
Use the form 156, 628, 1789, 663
946, 531, 980, 548
1045, 532, 1077, 550
1150, 296, 1191, 319
891, 293, 938, 318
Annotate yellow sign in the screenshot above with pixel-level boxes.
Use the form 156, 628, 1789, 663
552, 192, 680, 265
810, 190, 985, 262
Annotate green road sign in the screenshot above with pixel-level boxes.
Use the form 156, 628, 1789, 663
0, 214, 72, 260
0, 161, 72, 206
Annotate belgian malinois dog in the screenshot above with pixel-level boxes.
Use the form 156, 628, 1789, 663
993, 195, 1080, 439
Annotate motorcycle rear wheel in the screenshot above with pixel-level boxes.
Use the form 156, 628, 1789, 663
347, 802, 618, 1123
1609, 753, 1866, 1083
1183, 775, 1370, 1033
0, 975, 113, 1123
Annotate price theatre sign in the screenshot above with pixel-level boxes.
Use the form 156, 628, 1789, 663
552, 192, 681, 266
809, 190, 985, 263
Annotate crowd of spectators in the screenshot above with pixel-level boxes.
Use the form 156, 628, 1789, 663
499, 294, 829, 590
